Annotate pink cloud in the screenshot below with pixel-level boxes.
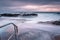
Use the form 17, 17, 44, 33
3, 5, 60, 12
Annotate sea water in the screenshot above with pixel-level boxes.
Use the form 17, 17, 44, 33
0, 13, 60, 40
0, 13, 60, 22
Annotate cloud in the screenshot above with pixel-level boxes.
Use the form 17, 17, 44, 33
12, 0, 60, 5
0, 5, 60, 12
0, 0, 60, 12
0, 0, 60, 7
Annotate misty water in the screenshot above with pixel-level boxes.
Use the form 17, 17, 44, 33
0, 13, 60, 40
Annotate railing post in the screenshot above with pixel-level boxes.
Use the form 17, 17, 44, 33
0, 35, 1, 40
0, 23, 18, 40
12, 23, 18, 40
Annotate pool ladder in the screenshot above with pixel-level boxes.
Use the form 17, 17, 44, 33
0, 23, 18, 40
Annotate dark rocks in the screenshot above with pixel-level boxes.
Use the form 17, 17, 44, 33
52, 21, 60, 25
38, 20, 60, 25
57, 12, 60, 14
54, 35, 60, 40
0, 13, 20, 17
0, 13, 38, 17
22, 14, 38, 16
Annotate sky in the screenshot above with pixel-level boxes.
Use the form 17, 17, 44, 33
0, 0, 60, 13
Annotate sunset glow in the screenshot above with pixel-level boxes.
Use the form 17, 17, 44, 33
0, 0, 60, 12
7, 5, 60, 12
21, 5, 38, 9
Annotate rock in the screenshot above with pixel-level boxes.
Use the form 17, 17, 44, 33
52, 21, 60, 25
22, 14, 38, 16
54, 35, 60, 40
1, 13, 20, 17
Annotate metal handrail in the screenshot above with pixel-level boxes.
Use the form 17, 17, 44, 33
0, 23, 18, 40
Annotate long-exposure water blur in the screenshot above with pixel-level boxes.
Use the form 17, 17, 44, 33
0, 13, 60, 40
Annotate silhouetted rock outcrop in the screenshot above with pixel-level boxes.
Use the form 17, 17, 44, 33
57, 12, 60, 14
1, 13, 20, 17
54, 35, 60, 40
22, 14, 38, 16
38, 20, 60, 25
52, 21, 60, 25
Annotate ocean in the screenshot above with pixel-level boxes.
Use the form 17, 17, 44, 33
0, 13, 60, 40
